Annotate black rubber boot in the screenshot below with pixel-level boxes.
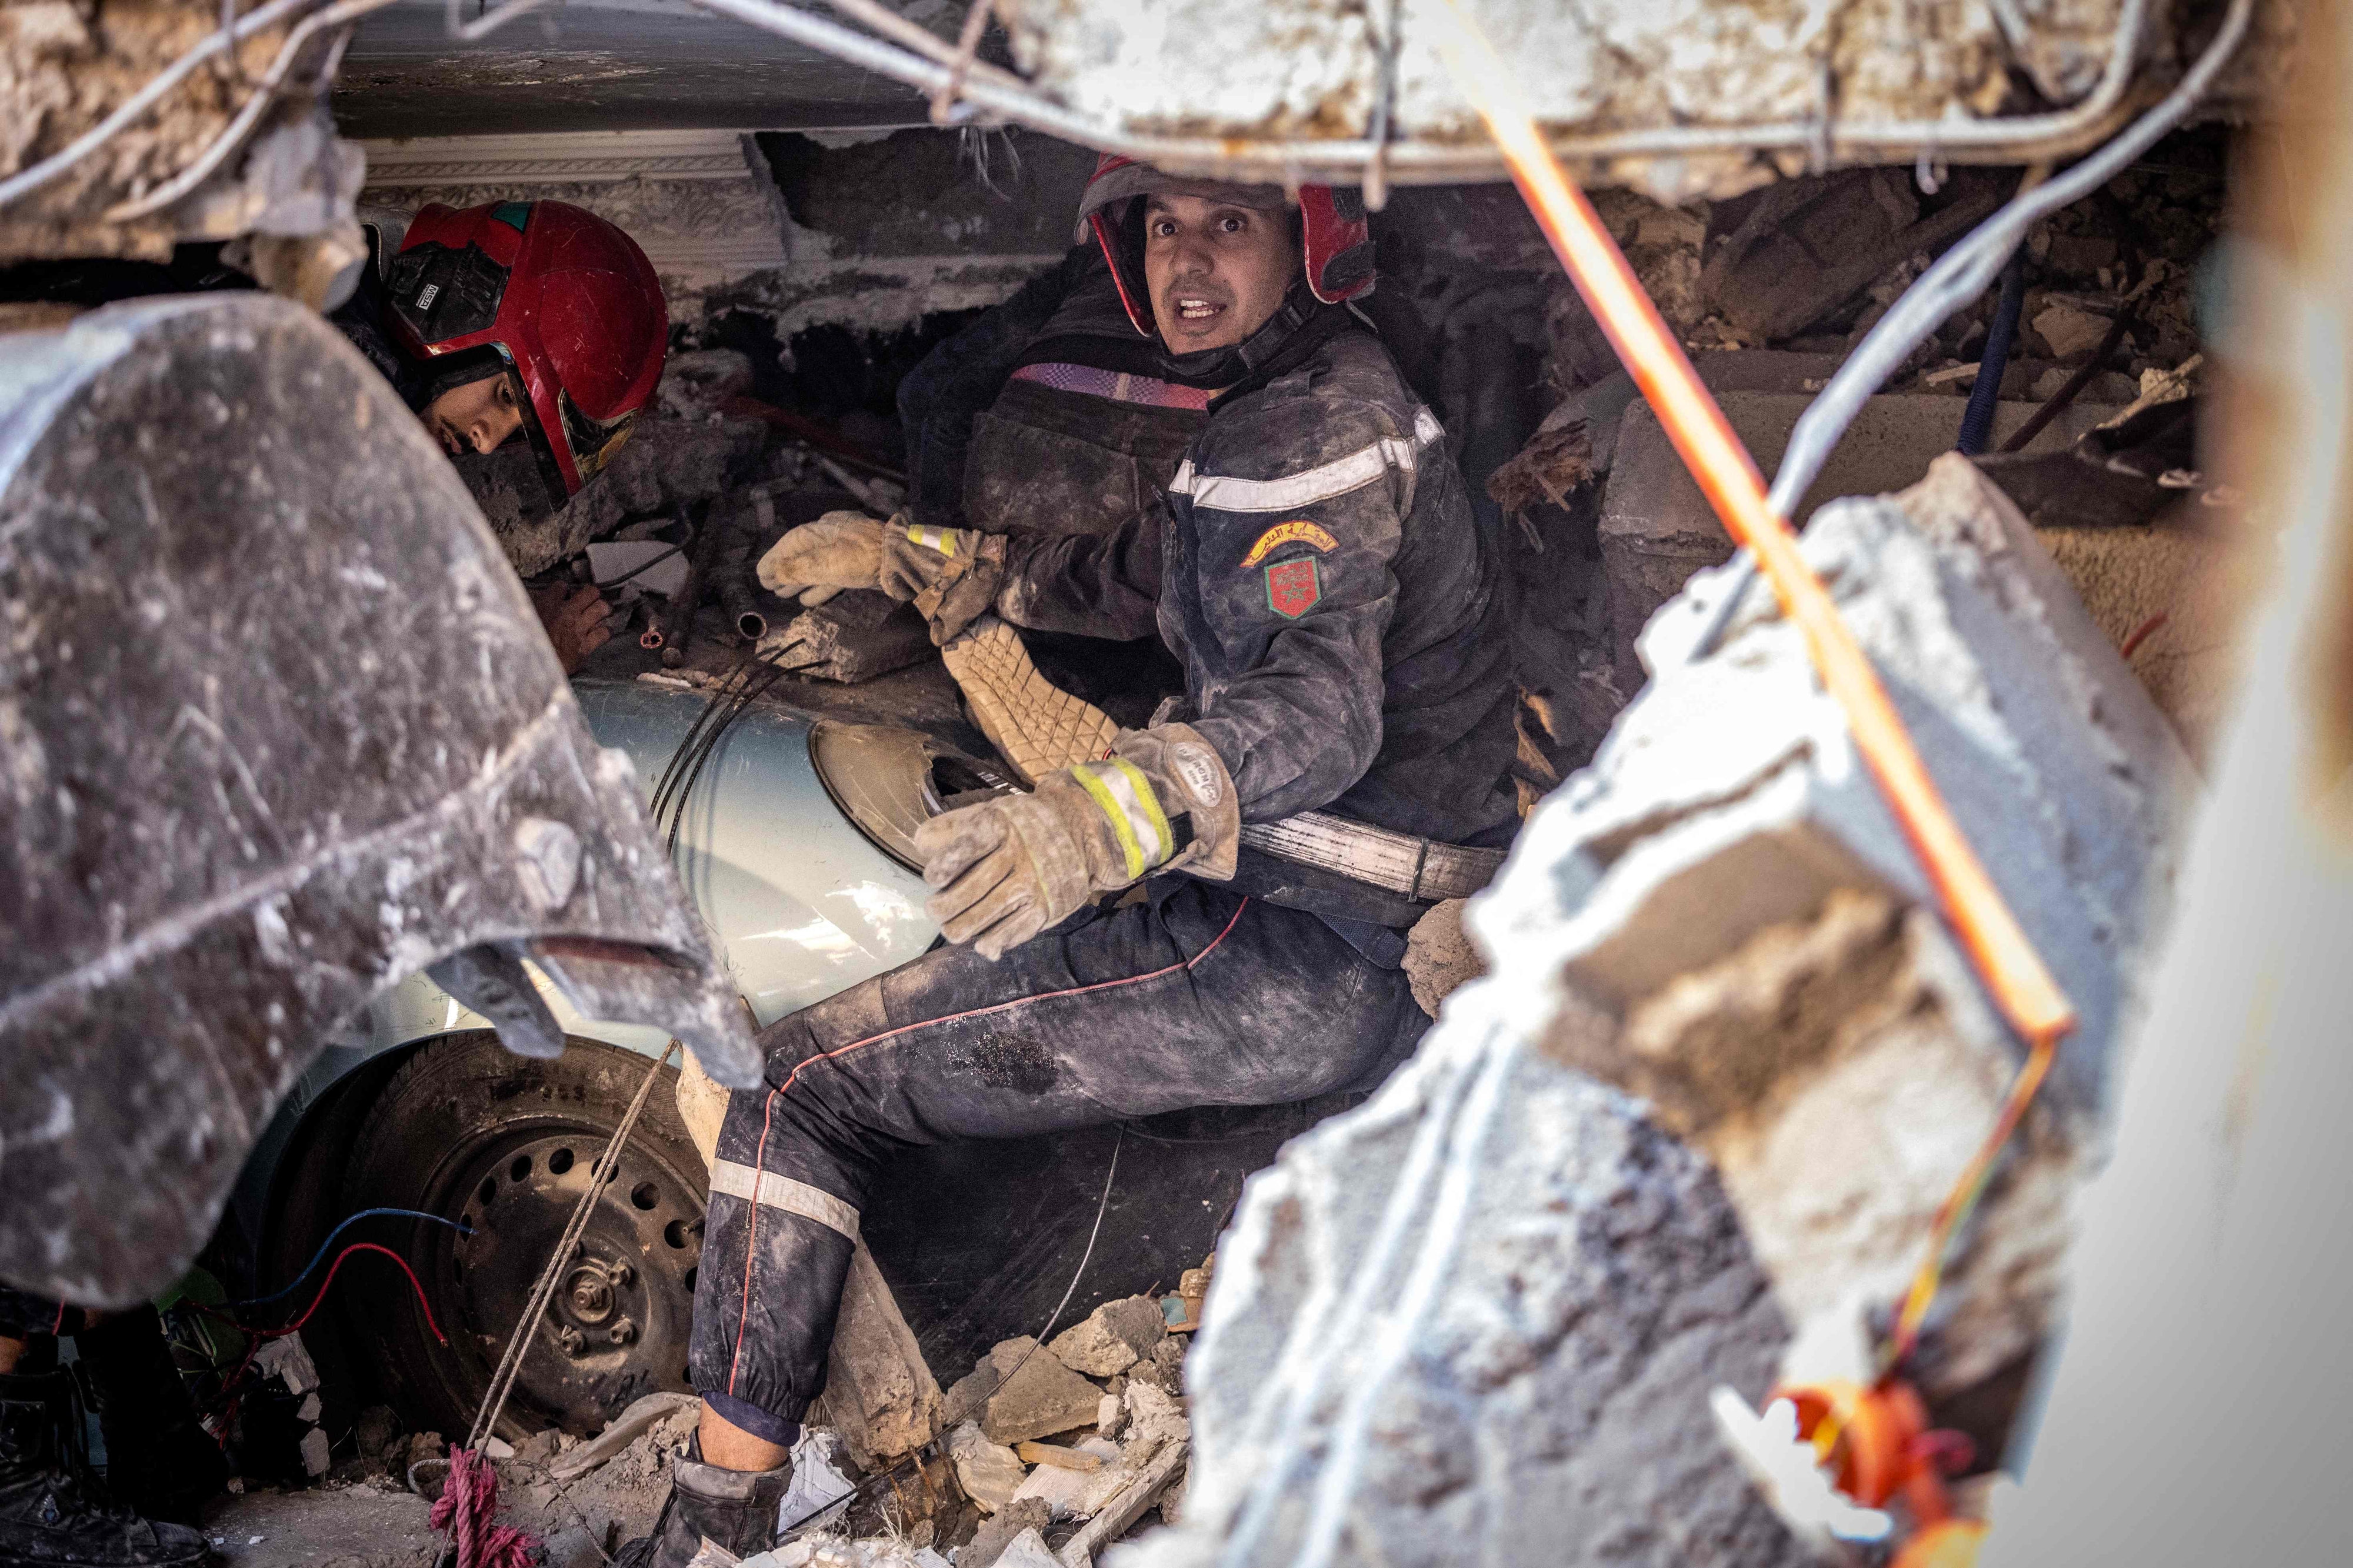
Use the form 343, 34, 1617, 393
616, 1438, 791, 1568
0, 1369, 209, 1566
74, 1309, 225, 1529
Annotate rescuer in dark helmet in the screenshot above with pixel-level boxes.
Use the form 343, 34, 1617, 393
619, 157, 1518, 1568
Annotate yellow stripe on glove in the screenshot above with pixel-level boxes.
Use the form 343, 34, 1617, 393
1070, 758, 1173, 881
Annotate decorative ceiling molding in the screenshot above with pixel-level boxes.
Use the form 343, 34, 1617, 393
358, 129, 765, 188
358, 130, 794, 295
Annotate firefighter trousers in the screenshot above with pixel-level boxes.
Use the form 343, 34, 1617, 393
686, 878, 1427, 1443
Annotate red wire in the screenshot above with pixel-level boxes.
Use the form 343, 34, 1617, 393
198, 1242, 448, 1345
2121, 610, 2169, 660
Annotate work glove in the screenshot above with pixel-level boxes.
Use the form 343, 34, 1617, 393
912, 723, 1241, 960
756, 512, 1005, 640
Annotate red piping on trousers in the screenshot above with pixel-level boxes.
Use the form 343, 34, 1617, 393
726, 897, 1253, 1397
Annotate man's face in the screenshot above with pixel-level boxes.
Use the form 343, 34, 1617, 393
1142, 193, 1299, 353
424, 370, 526, 458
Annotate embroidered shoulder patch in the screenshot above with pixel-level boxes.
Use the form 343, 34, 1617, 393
1239, 520, 1339, 569
1265, 558, 1321, 619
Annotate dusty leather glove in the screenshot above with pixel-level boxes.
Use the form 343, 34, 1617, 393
758, 513, 1001, 626
912, 725, 1239, 960
756, 511, 888, 605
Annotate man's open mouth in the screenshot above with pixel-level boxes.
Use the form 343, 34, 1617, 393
1173, 295, 1227, 324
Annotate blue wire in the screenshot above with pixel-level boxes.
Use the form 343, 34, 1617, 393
225, 1207, 472, 1308
1957, 249, 2028, 456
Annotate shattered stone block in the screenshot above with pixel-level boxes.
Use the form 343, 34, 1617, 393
1599, 391, 2126, 689
1125, 457, 2190, 1567
819, 1243, 946, 1469
948, 1338, 1106, 1447
1554, 455, 2192, 1399
1401, 899, 1485, 1019
1047, 1296, 1165, 1377
947, 1423, 1026, 1515
958, 1497, 1052, 1568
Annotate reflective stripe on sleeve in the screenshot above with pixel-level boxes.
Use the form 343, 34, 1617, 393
709, 1159, 861, 1241
1169, 406, 1447, 513
1070, 757, 1173, 881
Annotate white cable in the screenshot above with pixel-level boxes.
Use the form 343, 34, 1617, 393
1289, 1036, 1521, 1568
1211, 1035, 1490, 1568
679, 0, 2158, 188
105, 0, 395, 221
1764, 0, 2255, 518
0, 0, 316, 211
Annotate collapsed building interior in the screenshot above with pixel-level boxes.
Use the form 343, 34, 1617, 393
3, 1, 2348, 1566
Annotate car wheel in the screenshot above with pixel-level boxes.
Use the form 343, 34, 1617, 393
338, 1031, 707, 1440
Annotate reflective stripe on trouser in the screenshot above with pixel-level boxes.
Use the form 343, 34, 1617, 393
686, 879, 1427, 1432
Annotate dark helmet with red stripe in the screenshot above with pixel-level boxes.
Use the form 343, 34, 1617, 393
1074, 154, 1376, 338
384, 200, 668, 501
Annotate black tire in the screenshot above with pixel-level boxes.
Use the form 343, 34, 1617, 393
337, 1032, 708, 1440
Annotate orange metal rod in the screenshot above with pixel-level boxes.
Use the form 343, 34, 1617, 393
1430, 0, 2075, 1056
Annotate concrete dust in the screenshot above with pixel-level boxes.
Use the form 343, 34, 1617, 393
199, 1478, 439, 1568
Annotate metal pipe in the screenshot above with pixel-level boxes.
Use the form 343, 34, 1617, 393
654, 506, 726, 669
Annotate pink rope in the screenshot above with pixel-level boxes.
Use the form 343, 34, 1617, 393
430, 1444, 538, 1568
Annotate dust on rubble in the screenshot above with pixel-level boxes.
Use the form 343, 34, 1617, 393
246, 1292, 1198, 1567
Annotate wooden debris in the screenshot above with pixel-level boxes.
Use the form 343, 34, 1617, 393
1016, 1441, 1102, 1473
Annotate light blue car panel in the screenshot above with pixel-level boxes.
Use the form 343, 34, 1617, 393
227, 679, 939, 1236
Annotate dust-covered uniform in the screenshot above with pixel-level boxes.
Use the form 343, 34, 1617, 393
688, 322, 1516, 1446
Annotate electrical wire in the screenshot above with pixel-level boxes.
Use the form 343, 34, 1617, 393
682, 0, 2159, 189
988, 1123, 1124, 1394
1766, 0, 2257, 517
594, 541, 684, 590
1956, 249, 2028, 456
102, 0, 394, 222
199, 1242, 449, 1343
0, 0, 317, 211
225, 1206, 471, 1308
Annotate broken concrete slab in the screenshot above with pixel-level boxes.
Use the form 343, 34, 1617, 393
947, 1423, 1027, 1515
816, 1243, 946, 1469
1120, 1383, 1187, 1455
958, 1498, 1052, 1568
1549, 455, 2194, 1396
1599, 390, 2129, 689
1006, 1437, 1125, 1520
988, 1528, 1061, 1568
1122, 456, 2191, 1567
1121, 1031, 1798, 1567
950, 1339, 1109, 1447
1046, 1297, 1165, 1378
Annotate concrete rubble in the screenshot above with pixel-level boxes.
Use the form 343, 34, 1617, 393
986, 0, 2233, 203
1504, 157, 2231, 785
1120, 455, 2192, 1565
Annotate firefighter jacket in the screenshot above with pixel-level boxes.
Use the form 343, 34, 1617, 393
994, 328, 1519, 925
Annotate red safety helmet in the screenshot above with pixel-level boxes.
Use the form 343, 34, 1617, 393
1074, 154, 1375, 337
385, 200, 668, 501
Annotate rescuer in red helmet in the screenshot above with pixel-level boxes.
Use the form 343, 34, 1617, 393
331, 198, 671, 668
619, 158, 1517, 1568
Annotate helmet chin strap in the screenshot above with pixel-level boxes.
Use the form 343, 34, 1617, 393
1153, 279, 1338, 395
